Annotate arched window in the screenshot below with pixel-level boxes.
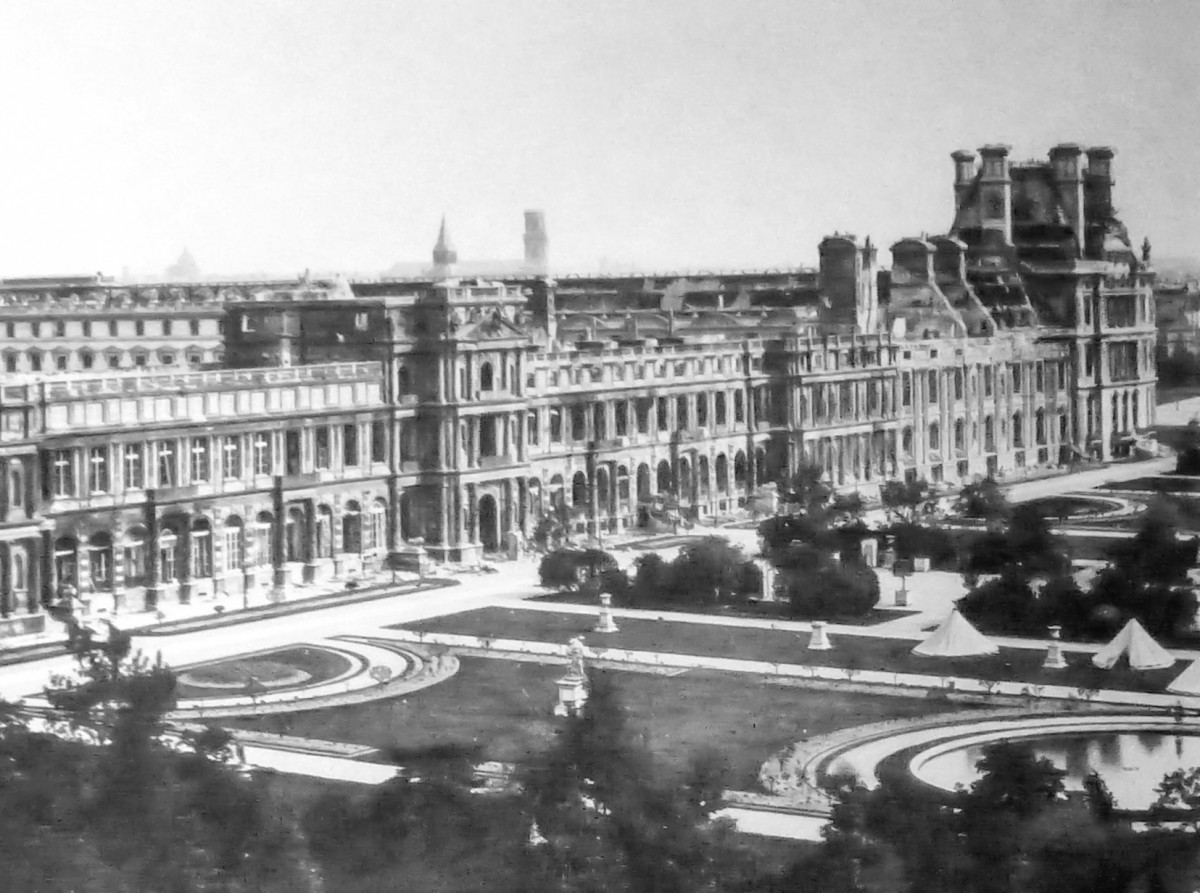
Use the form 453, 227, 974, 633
657, 460, 673, 494
715, 454, 729, 493
676, 395, 690, 431
1035, 409, 1046, 445
571, 472, 588, 507
123, 527, 147, 585
158, 528, 178, 582
697, 395, 709, 428
479, 362, 494, 391
223, 517, 244, 572
368, 499, 387, 551
593, 403, 606, 441
342, 500, 362, 554
286, 506, 306, 563
315, 506, 333, 559
88, 532, 113, 590
715, 393, 727, 426
255, 511, 274, 566
190, 518, 213, 577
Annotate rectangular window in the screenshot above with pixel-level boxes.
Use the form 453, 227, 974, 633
107, 354, 120, 369
108, 321, 118, 336
253, 433, 272, 475
30, 322, 40, 338
285, 430, 303, 475
88, 446, 109, 493
1012, 365, 1022, 392
54, 320, 65, 337
82, 321, 93, 337
191, 532, 212, 578
549, 408, 562, 442
52, 449, 74, 497
315, 427, 331, 469
370, 421, 387, 463
224, 529, 243, 572
734, 390, 745, 423
222, 435, 242, 479
527, 411, 540, 447
343, 424, 359, 466
157, 441, 176, 487
190, 437, 211, 483
29, 353, 42, 372
902, 374, 912, 407
123, 444, 144, 489
135, 320, 144, 337
190, 319, 201, 336
657, 397, 669, 431
1035, 363, 1044, 393
927, 372, 938, 404
162, 319, 173, 336
984, 368, 994, 397
4, 323, 12, 338
615, 401, 628, 437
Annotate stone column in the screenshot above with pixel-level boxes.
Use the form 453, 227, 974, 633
144, 489, 159, 611
271, 475, 287, 594
0, 542, 10, 618
585, 450, 599, 539
177, 522, 191, 605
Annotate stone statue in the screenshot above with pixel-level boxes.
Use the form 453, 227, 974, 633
1141, 237, 1152, 264
567, 636, 587, 679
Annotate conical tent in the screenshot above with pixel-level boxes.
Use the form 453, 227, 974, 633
1168, 658, 1200, 695
912, 609, 999, 657
1091, 619, 1174, 670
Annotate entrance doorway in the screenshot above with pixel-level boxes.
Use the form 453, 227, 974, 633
478, 494, 500, 552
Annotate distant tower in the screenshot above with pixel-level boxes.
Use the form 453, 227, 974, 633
432, 216, 458, 278
1048, 144, 1085, 255
951, 149, 977, 214
818, 234, 879, 332
977, 144, 1013, 248
524, 209, 549, 274
1084, 146, 1115, 260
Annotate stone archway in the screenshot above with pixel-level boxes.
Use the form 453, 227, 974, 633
478, 494, 500, 552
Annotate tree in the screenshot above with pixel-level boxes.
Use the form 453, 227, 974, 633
7, 634, 320, 892
522, 670, 757, 893
782, 560, 881, 619
781, 460, 834, 516
670, 536, 752, 603
880, 478, 937, 525
957, 477, 1011, 525
538, 547, 620, 593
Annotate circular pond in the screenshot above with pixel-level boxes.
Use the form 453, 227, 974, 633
911, 729, 1200, 812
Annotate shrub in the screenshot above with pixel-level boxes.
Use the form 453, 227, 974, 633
671, 536, 750, 603
887, 523, 958, 569
783, 562, 880, 619
538, 547, 618, 592
630, 553, 673, 605
957, 573, 1040, 636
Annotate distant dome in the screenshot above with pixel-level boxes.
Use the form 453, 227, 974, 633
166, 248, 201, 281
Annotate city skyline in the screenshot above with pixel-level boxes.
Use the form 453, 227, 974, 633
0, 0, 1196, 278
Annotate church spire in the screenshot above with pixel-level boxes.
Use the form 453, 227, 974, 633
432, 215, 458, 275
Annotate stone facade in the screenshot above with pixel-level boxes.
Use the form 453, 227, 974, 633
0, 142, 1160, 627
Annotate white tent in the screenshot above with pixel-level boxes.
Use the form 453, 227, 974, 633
1168, 658, 1200, 695
1091, 619, 1174, 671
912, 609, 999, 658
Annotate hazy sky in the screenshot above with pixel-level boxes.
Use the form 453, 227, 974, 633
0, 0, 1196, 278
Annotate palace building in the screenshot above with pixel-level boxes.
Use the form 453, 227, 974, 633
0, 143, 1159, 634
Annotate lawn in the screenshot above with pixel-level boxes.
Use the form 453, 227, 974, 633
222, 657, 966, 791
401, 606, 1185, 694
177, 645, 354, 699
